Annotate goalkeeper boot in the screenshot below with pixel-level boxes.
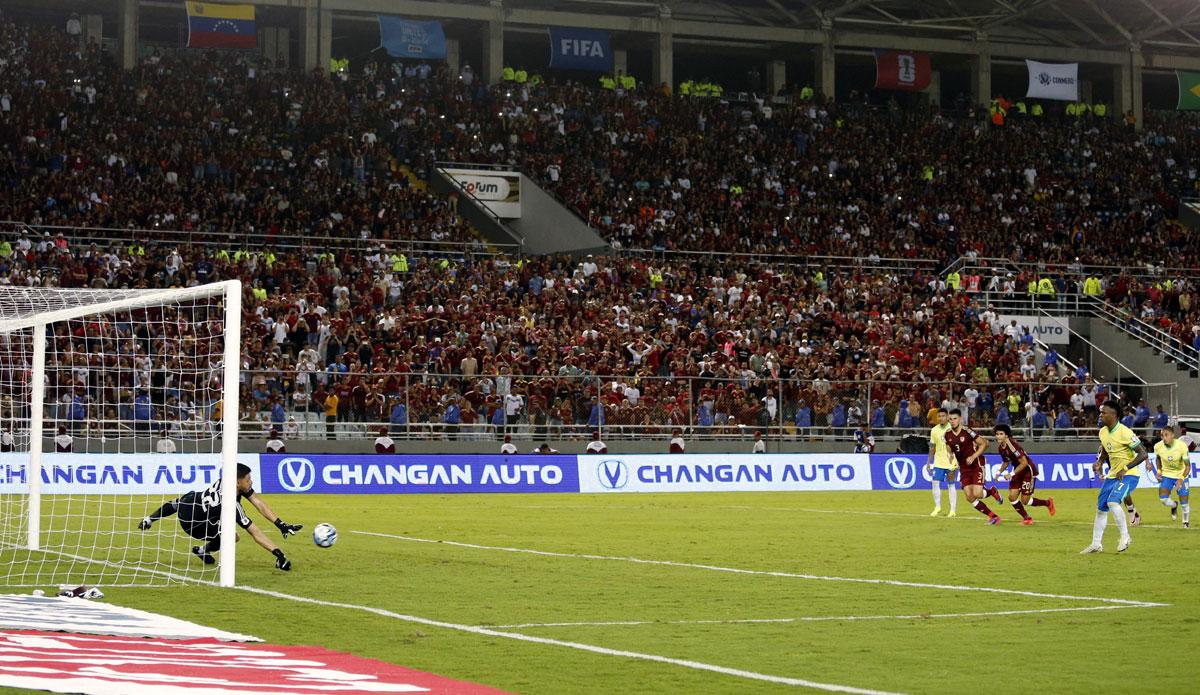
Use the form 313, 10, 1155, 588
191, 546, 215, 565
273, 548, 292, 571
138, 517, 152, 530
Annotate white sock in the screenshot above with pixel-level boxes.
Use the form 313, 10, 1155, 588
1109, 502, 1129, 539
1161, 497, 1178, 509
932, 480, 942, 506
1092, 510, 1108, 545
949, 484, 958, 512
1183, 502, 1190, 523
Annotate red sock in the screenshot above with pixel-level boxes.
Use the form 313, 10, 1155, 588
1012, 500, 1030, 520
1030, 498, 1049, 507
973, 499, 994, 517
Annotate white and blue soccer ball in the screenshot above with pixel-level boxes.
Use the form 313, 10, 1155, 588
312, 523, 337, 548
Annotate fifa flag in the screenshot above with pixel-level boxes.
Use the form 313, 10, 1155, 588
1025, 60, 1078, 101
1176, 71, 1200, 110
549, 27, 612, 72
379, 17, 447, 59
186, 2, 256, 49
873, 50, 931, 91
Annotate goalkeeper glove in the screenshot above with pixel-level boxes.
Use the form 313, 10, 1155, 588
274, 519, 303, 538
272, 548, 292, 571
138, 517, 152, 530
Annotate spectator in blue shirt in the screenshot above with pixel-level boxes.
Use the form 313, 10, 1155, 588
1031, 405, 1049, 436
588, 397, 605, 427
1042, 347, 1059, 368
698, 403, 714, 427
897, 399, 913, 428
795, 401, 813, 430
1133, 400, 1150, 428
389, 401, 408, 427
830, 402, 847, 432
1153, 405, 1169, 430
870, 403, 885, 429
1054, 408, 1072, 432
996, 407, 1010, 426
443, 397, 461, 440
270, 399, 286, 425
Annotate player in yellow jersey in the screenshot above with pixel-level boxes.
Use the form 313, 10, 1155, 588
1152, 426, 1191, 528
1081, 402, 1149, 554
924, 408, 958, 516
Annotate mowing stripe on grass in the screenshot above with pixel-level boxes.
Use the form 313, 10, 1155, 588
353, 531, 1167, 608
486, 604, 1149, 629
236, 584, 904, 695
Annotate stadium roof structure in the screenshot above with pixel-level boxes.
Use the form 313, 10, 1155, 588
507, 0, 1200, 55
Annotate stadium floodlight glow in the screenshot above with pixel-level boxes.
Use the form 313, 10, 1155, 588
0, 281, 242, 588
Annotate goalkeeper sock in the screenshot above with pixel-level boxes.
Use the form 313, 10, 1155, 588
147, 500, 177, 522
203, 536, 221, 554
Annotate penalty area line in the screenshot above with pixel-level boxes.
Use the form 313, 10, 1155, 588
351, 531, 1167, 608
236, 584, 903, 695
486, 604, 1151, 629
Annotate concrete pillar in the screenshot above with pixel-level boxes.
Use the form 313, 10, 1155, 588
446, 38, 460, 75
1130, 48, 1144, 131
482, 18, 504, 84
924, 69, 941, 105
82, 14, 103, 50
118, 0, 136, 70
302, 0, 319, 72
766, 59, 785, 96
318, 10, 332, 73
971, 38, 991, 108
816, 31, 835, 100
614, 48, 628, 77
653, 21, 673, 89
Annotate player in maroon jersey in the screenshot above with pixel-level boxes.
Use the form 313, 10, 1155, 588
945, 410, 1003, 524
992, 424, 1057, 525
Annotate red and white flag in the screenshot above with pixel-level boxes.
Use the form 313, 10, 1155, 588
874, 50, 932, 91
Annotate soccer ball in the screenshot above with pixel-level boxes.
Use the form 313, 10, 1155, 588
312, 523, 337, 548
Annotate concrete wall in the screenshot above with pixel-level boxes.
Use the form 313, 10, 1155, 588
507, 173, 609, 256
1084, 318, 1200, 414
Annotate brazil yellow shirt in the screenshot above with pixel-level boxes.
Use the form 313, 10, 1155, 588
1099, 423, 1141, 479
930, 423, 954, 469
1154, 440, 1191, 479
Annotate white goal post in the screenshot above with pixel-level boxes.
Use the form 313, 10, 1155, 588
0, 280, 241, 587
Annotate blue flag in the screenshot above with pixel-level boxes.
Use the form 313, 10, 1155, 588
548, 27, 612, 72
378, 17, 446, 59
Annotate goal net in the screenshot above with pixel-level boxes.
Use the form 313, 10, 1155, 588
0, 281, 241, 587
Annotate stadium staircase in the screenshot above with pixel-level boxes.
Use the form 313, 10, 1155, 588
430, 163, 609, 256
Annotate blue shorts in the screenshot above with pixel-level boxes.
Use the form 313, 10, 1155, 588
931, 468, 951, 483
1097, 476, 1140, 511
1159, 477, 1190, 496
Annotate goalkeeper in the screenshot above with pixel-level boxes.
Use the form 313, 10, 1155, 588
138, 463, 302, 571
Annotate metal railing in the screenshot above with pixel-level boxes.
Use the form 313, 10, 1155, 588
0, 221, 521, 258
1081, 297, 1200, 374
211, 372, 1179, 442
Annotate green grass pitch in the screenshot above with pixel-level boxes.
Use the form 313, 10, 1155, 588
3, 490, 1197, 694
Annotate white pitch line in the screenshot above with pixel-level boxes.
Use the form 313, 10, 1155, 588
486, 604, 1147, 629
236, 584, 903, 695
351, 531, 1167, 608
715, 504, 1187, 531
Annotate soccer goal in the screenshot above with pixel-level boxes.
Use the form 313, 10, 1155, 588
0, 281, 241, 587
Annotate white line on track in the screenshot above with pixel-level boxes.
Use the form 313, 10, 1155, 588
236, 584, 904, 695
351, 530, 1167, 608
485, 604, 1146, 629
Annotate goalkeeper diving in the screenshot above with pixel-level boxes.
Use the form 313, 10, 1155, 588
138, 463, 302, 570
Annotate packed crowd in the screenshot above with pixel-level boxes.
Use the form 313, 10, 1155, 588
0, 13, 1194, 440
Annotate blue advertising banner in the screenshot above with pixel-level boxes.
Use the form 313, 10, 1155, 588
258, 454, 579, 494
868, 453, 1200, 491
378, 17, 447, 59
548, 27, 612, 72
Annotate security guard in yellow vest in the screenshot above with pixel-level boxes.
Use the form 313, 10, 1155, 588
946, 270, 961, 291
729, 183, 743, 197
922, 164, 935, 181
251, 285, 267, 302
1065, 103, 1078, 117
529, 74, 543, 86
799, 85, 814, 100
391, 253, 408, 273
127, 243, 144, 256
599, 74, 616, 90
1027, 279, 1039, 295
1015, 101, 1027, 116
711, 82, 723, 98
1082, 276, 1102, 296
619, 74, 636, 90
1093, 103, 1107, 117
514, 69, 528, 84
502, 66, 515, 82
215, 248, 230, 262
680, 80, 694, 96
262, 250, 276, 268
1037, 277, 1055, 295
1030, 103, 1044, 116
